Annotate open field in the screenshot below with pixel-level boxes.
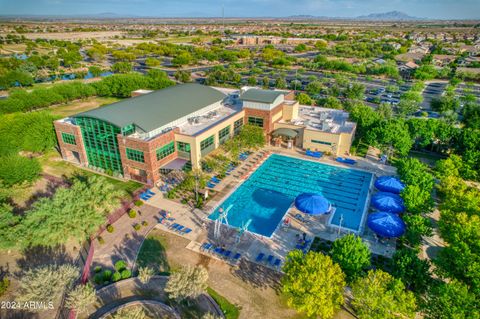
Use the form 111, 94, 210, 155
49, 96, 121, 117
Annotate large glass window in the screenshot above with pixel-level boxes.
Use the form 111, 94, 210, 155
311, 139, 332, 146
121, 124, 135, 136
156, 141, 175, 160
61, 132, 76, 145
200, 135, 215, 157
218, 125, 231, 144
200, 135, 215, 150
248, 116, 264, 127
234, 118, 243, 135
126, 148, 145, 163
177, 141, 191, 153
76, 117, 123, 173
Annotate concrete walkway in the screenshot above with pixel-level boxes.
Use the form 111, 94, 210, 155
88, 276, 224, 319
91, 203, 162, 273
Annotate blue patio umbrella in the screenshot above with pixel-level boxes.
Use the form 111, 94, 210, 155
295, 193, 330, 215
374, 176, 405, 194
367, 212, 406, 238
371, 192, 405, 214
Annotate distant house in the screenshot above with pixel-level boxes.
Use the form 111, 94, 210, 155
395, 52, 425, 64
432, 55, 457, 67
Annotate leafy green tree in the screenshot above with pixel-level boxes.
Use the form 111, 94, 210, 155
377, 103, 393, 120
174, 70, 191, 83
306, 80, 323, 95
17, 264, 79, 305
274, 77, 287, 89
330, 234, 371, 282
391, 248, 431, 293
345, 83, 366, 100
18, 176, 124, 247
401, 184, 433, 214
367, 119, 413, 156
247, 76, 257, 86
112, 62, 133, 74
318, 96, 343, 110
414, 65, 437, 80
351, 269, 417, 319
88, 65, 103, 77
172, 51, 193, 66
282, 250, 346, 318
294, 43, 307, 52
262, 76, 270, 88
165, 265, 208, 302
348, 103, 381, 139
65, 283, 96, 315
0, 154, 41, 186
145, 57, 161, 67
401, 214, 432, 248
296, 93, 313, 105
0, 202, 20, 249
237, 124, 265, 149
423, 280, 479, 319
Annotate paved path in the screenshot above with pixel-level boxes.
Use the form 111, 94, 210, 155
88, 276, 223, 319
91, 204, 162, 273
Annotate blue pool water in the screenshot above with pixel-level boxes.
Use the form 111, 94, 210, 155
208, 154, 372, 237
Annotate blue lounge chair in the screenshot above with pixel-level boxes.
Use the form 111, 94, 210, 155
223, 250, 232, 258
175, 225, 185, 233
169, 223, 179, 230
200, 242, 211, 251
211, 176, 221, 183
267, 255, 274, 265
207, 182, 216, 188
146, 189, 155, 195
274, 259, 281, 267
182, 228, 192, 235
255, 253, 265, 262
233, 253, 241, 261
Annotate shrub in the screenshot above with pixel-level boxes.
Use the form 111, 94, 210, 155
94, 266, 102, 273
141, 221, 148, 227
115, 260, 127, 272
0, 155, 42, 186
106, 224, 114, 233
0, 277, 10, 296
128, 209, 137, 218
133, 224, 141, 231
97, 236, 105, 244
134, 200, 144, 207
93, 273, 103, 285
112, 271, 122, 282
121, 269, 132, 279
102, 270, 112, 282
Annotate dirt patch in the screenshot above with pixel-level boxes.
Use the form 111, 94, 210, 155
152, 229, 354, 319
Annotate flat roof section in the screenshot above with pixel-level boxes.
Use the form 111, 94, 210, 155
240, 88, 285, 104
74, 83, 226, 133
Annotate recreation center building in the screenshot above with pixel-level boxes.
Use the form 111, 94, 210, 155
54, 83, 356, 185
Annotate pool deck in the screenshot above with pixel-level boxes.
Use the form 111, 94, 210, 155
143, 147, 398, 271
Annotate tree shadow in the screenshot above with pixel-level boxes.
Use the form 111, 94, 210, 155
15, 244, 73, 275
0, 309, 40, 319
133, 236, 170, 275
231, 259, 282, 292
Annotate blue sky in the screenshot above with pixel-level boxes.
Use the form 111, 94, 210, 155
0, 0, 479, 19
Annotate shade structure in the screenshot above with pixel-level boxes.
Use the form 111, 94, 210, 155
374, 176, 405, 194
367, 212, 406, 238
271, 128, 298, 138
295, 193, 330, 215
371, 192, 405, 214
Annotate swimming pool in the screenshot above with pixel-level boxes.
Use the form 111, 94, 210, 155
209, 154, 372, 237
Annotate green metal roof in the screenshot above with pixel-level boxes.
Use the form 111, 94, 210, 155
240, 88, 285, 104
74, 83, 226, 132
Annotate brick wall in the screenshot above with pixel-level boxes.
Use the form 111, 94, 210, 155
117, 129, 178, 186
243, 102, 285, 135
53, 120, 88, 166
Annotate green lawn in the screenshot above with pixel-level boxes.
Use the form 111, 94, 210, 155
49, 96, 121, 117
207, 287, 240, 319
38, 150, 142, 196
136, 234, 170, 275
